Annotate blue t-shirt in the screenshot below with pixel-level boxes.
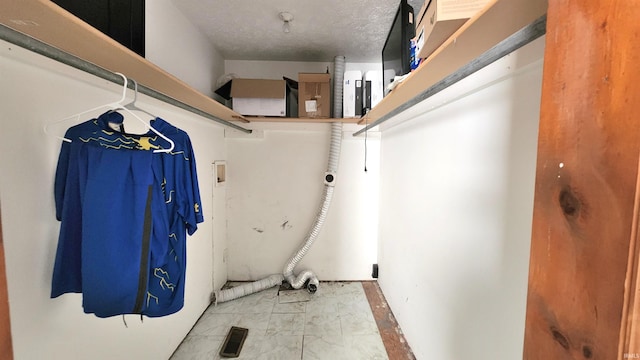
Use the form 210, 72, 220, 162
144, 117, 203, 317
52, 111, 203, 317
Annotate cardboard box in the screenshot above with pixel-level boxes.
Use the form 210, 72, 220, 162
415, 0, 490, 60
215, 78, 287, 117
298, 73, 331, 118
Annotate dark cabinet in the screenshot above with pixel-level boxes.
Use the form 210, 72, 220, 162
52, 0, 144, 57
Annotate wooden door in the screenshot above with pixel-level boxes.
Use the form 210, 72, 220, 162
0, 207, 12, 360
523, 0, 640, 358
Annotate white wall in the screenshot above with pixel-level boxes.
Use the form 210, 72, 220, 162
223, 60, 380, 81
222, 59, 381, 282
225, 123, 380, 281
146, 1, 225, 98
377, 37, 545, 360
0, 39, 226, 360
224, 60, 331, 81
145, 0, 228, 299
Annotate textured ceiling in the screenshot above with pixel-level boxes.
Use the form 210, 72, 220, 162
172, 0, 425, 63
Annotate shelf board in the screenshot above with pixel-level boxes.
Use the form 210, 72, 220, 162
1, 0, 546, 131
0, 0, 242, 125
359, 0, 548, 126
243, 116, 362, 124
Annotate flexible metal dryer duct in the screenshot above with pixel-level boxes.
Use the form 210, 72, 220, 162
333, 56, 345, 118
213, 274, 284, 304
283, 122, 342, 292
282, 56, 345, 292
214, 56, 345, 303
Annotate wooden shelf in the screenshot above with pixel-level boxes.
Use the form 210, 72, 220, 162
1, 0, 546, 129
242, 117, 362, 124
0, 1, 242, 124
359, 0, 548, 126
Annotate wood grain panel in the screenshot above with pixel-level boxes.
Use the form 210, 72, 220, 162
0, 207, 13, 360
523, 0, 640, 359
621, 157, 640, 356
362, 281, 415, 360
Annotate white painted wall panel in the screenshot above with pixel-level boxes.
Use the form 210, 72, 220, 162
377, 38, 544, 360
223, 60, 379, 82
223, 59, 382, 283
146, 1, 228, 295
147, 1, 224, 98
225, 123, 380, 281
0, 39, 225, 360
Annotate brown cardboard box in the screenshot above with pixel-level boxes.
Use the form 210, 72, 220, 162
298, 73, 331, 118
415, 0, 490, 60
229, 79, 287, 117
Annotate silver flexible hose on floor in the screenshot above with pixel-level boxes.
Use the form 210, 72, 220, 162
213, 274, 284, 304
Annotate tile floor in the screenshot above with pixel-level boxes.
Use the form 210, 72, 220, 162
170, 281, 392, 360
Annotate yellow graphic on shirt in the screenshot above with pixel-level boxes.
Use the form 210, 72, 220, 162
194, 203, 200, 213
169, 150, 190, 161
79, 131, 163, 151
133, 136, 160, 151
146, 292, 159, 307
146, 267, 178, 307
79, 135, 135, 146
154, 268, 175, 292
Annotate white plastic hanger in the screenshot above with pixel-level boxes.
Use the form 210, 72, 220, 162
115, 77, 175, 153
44, 73, 175, 153
123, 79, 156, 120
44, 72, 129, 143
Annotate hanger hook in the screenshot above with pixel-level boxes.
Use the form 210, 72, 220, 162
130, 79, 139, 104
114, 72, 128, 104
